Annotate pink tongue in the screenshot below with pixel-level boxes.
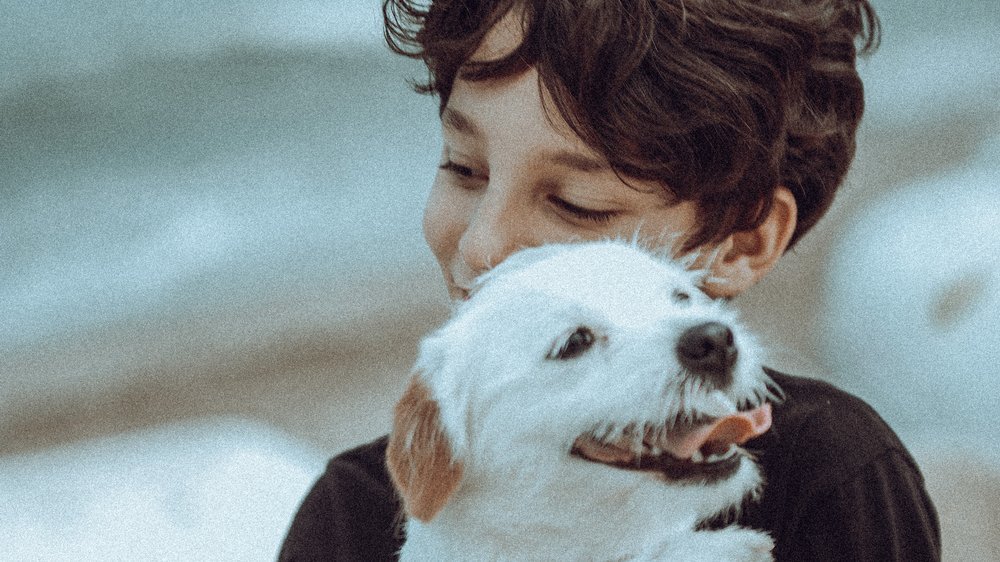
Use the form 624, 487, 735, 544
661, 403, 772, 459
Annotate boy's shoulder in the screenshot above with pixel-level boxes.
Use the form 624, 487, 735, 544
323, 435, 398, 513
329, 435, 392, 476
741, 370, 941, 560
279, 436, 401, 561
758, 368, 919, 484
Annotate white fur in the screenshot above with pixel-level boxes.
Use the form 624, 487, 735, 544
395, 241, 777, 561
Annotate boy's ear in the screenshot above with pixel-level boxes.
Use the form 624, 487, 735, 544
703, 187, 798, 298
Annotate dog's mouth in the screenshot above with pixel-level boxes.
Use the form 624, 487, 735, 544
570, 403, 772, 484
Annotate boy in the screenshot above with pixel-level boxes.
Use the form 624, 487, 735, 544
281, 1, 940, 559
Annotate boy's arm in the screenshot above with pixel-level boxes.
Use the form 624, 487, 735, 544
279, 437, 402, 562
776, 449, 940, 561
749, 371, 941, 561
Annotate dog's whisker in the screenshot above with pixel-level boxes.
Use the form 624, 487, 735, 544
628, 224, 644, 248
762, 374, 786, 403
681, 377, 705, 421
629, 430, 645, 454
673, 248, 701, 270
597, 423, 623, 444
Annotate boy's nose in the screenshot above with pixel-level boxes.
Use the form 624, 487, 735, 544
457, 188, 531, 275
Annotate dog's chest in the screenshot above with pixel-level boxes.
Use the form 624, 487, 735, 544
398, 483, 704, 562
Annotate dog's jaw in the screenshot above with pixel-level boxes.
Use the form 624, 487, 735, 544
569, 402, 772, 485
401, 444, 765, 561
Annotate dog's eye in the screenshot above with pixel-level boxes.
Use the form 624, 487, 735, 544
672, 289, 691, 304
548, 327, 596, 360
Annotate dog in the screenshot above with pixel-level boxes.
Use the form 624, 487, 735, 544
387, 240, 779, 561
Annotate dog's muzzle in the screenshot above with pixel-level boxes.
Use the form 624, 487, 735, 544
570, 404, 772, 484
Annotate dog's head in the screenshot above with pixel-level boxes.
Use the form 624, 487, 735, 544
387, 241, 779, 523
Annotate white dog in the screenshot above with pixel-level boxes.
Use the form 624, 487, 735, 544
387, 241, 779, 561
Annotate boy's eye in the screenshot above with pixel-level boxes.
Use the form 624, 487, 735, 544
439, 160, 478, 178
547, 195, 617, 224
439, 159, 487, 191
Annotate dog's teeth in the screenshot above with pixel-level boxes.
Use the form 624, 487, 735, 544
698, 445, 741, 464
710, 445, 740, 463
706, 452, 726, 463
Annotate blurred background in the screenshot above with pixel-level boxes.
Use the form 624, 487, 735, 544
2, 0, 998, 559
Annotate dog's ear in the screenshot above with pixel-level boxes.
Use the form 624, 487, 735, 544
386, 374, 464, 522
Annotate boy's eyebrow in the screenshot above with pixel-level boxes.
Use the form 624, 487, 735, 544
441, 107, 609, 173
542, 150, 609, 173
441, 107, 480, 137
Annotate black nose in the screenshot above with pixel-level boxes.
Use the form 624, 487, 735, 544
676, 322, 737, 386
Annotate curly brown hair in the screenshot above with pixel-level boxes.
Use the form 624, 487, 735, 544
383, 0, 879, 250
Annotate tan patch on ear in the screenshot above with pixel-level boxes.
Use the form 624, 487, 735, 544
386, 375, 464, 522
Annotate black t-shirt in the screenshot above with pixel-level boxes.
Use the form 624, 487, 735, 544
279, 370, 941, 561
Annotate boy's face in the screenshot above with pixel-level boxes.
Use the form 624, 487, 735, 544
422, 12, 794, 301
423, 64, 702, 302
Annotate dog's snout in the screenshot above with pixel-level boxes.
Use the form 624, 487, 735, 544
676, 322, 737, 386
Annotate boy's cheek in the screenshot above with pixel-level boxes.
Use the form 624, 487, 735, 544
422, 181, 463, 267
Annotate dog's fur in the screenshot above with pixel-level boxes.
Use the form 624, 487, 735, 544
387, 241, 779, 561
